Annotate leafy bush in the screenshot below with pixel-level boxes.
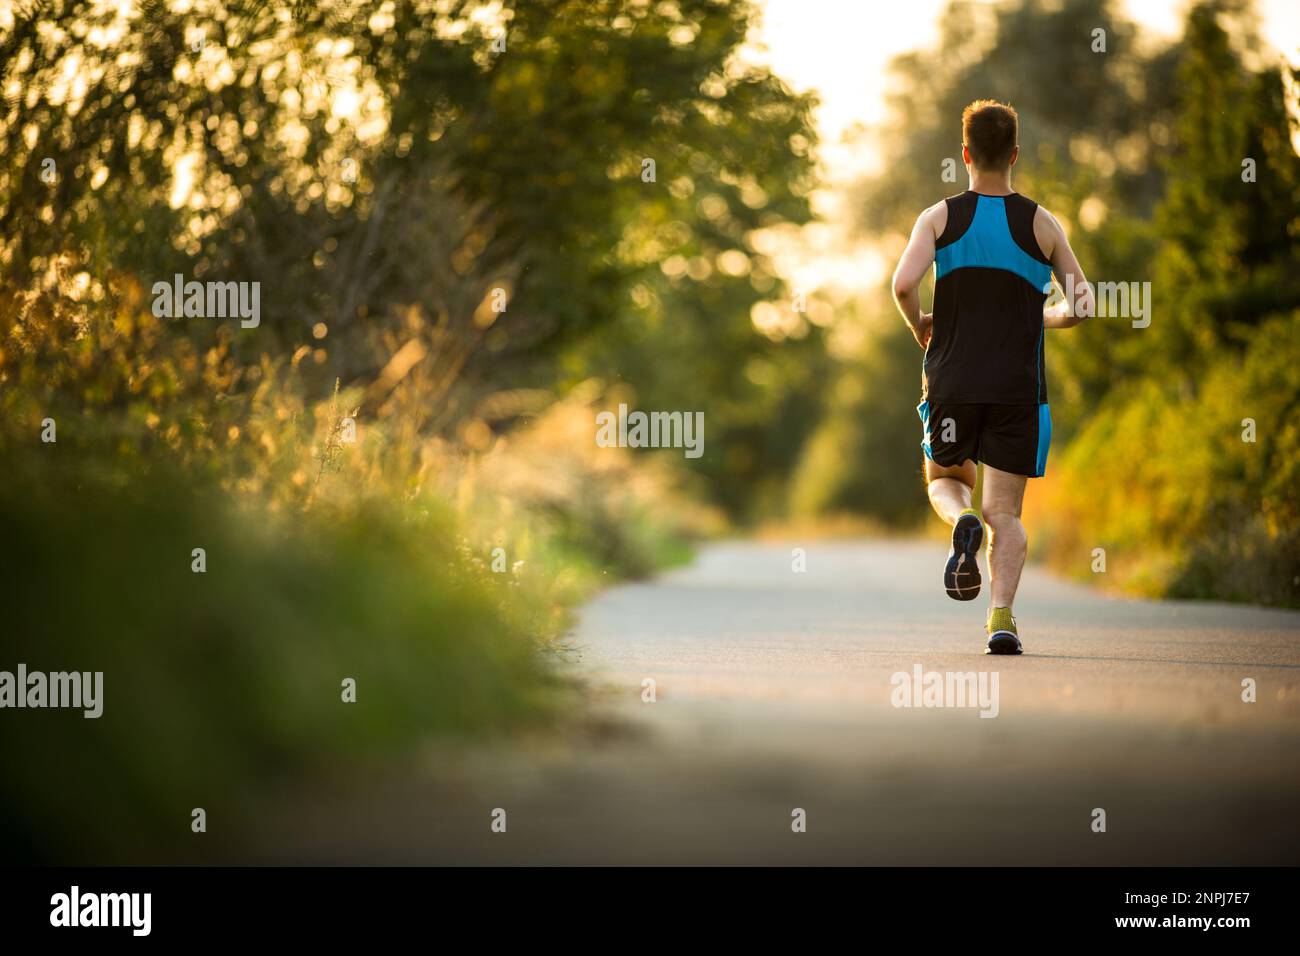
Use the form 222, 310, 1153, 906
1028, 314, 1300, 606
0, 460, 564, 862
0, 280, 703, 862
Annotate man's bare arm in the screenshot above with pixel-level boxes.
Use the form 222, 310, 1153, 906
1035, 207, 1093, 329
892, 202, 944, 349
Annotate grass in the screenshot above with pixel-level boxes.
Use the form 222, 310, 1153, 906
0, 458, 564, 861
0, 289, 710, 862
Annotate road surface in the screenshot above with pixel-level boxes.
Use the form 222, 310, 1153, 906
262, 539, 1300, 864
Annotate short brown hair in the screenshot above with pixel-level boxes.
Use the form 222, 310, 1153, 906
962, 100, 1019, 171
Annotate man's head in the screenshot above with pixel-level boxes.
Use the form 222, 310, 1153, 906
961, 100, 1019, 172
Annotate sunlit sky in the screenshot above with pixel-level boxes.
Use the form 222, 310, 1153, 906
755, 0, 1298, 145
745, 0, 1300, 298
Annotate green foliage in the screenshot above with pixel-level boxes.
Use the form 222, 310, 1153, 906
1036, 314, 1299, 605
1147, 6, 1300, 372
787, 308, 925, 524
0, 459, 564, 862
0, 0, 816, 446
0, 281, 703, 862
1029, 1, 1300, 605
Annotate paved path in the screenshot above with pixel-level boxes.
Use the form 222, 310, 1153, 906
266, 540, 1300, 864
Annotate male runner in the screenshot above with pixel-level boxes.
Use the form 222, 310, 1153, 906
890, 99, 1093, 655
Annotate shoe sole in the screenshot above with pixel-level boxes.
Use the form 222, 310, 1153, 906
945, 514, 983, 601
986, 631, 1023, 655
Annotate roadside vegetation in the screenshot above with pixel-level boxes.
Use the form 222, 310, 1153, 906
0, 0, 792, 861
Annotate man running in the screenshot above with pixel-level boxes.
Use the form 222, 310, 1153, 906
890, 99, 1093, 655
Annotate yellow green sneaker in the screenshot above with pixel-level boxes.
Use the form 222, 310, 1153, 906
985, 607, 1023, 655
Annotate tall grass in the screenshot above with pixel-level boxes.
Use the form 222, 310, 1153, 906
1025, 314, 1300, 607
0, 279, 708, 862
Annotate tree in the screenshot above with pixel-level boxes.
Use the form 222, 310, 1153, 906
0, 0, 817, 450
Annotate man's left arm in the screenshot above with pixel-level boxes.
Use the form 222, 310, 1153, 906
1036, 208, 1092, 329
892, 205, 940, 349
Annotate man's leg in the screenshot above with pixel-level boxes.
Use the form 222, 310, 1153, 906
924, 458, 983, 601
980, 464, 1028, 653
924, 458, 977, 524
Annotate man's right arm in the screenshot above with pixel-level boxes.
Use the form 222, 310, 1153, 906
1035, 207, 1093, 329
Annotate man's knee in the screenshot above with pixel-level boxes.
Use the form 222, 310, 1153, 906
985, 510, 1026, 544
984, 504, 1022, 524
982, 492, 1024, 522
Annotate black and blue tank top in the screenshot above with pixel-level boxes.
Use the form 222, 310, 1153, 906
923, 191, 1053, 405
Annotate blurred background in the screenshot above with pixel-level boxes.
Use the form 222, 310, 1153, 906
1, 0, 1297, 862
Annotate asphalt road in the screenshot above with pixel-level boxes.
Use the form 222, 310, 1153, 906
263, 538, 1300, 864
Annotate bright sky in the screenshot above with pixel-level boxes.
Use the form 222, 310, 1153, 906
746, 0, 1300, 298
754, 0, 1298, 155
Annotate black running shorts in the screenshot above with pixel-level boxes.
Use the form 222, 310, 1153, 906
917, 400, 1052, 478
